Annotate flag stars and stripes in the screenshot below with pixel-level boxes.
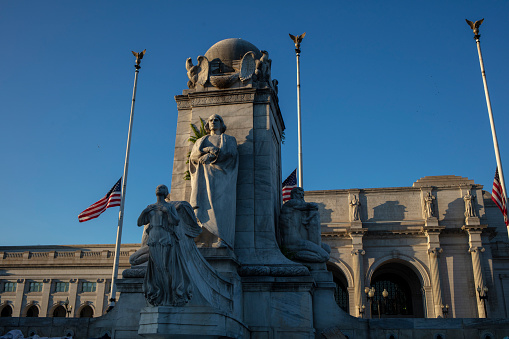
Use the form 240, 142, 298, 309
78, 178, 122, 222
492, 168, 508, 227
282, 169, 297, 203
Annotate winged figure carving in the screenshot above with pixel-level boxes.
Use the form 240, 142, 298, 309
186, 56, 210, 89
465, 19, 484, 36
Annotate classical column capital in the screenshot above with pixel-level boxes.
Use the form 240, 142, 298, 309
351, 249, 365, 256
469, 246, 485, 253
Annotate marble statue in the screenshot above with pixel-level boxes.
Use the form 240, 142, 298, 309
137, 185, 202, 306
279, 187, 330, 263
350, 195, 361, 221
189, 114, 239, 249
464, 191, 476, 218
424, 192, 435, 219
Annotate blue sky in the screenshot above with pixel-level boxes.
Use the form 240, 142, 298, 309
1, 1, 508, 246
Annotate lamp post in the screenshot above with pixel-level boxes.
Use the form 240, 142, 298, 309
441, 304, 450, 318
63, 297, 72, 318
365, 287, 375, 318
477, 286, 489, 317
358, 305, 366, 318
381, 288, 389, 317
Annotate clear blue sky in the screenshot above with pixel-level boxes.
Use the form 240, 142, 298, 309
1, 1, 508, 246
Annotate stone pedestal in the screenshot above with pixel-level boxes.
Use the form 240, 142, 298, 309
138, 306, 248, 339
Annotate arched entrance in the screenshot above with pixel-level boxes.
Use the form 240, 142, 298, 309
25, 305, 39, 317
52, 305, 66, 317
368, 261, 424, 318
327, 263, 349, 313
79, 305, 94, 318
1, 305, 13, 317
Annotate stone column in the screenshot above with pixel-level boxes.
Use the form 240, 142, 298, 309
469, 246, 486, 318
39, 279, 52, 317
464, 225, 487, 318
68, 279, 78, 317
351, 249, 365, 317
428, 247, 444, 317
13, 279, 25, 317
94, 279, 106, 317
424, 227, 444, 317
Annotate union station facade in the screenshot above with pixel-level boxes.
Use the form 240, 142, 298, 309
1, 175, 507, 321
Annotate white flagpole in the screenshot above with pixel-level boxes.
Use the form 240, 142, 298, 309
466, 20, 508, 216
290, 33, 306, 188
107, 49, 146, 311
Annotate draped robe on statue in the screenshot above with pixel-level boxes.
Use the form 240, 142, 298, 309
189, 133, 238, 248
138, 202, 194, 306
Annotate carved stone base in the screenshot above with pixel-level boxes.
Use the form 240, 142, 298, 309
465, 216, 481, 226
138, 306, 249, 339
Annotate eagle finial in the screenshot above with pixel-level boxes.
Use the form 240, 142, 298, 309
289, 32, 306, 53
132, 49, 147, 69
465, 19, 484, 38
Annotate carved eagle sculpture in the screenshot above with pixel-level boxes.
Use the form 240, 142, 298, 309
186, 56, 209, 89
465, 19, 484, 36
132, 49, 146, 67
289, 32, 306, 51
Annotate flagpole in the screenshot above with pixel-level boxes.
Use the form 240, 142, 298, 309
466, 20, 508, 212
107, 49, 146, 311
290, 33, 306, 188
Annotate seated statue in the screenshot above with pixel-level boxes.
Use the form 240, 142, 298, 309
279, 187, 330, 263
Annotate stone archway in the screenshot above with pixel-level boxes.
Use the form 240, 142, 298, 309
25, 305, 39, 317
326, 262, 349, 313
0, 304, 13, 317
368, 261, 425, 318
52, 305, 67, 317
79, 305, 94, 318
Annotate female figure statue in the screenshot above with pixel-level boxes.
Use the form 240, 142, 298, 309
189, 114, 239, 249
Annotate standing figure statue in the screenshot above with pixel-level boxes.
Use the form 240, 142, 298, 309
137, 185, 199, 307
279, 187, 330, 263
190, 114, 239, 249
464, 191, 476, 218
350, 195, 361, 221
424, 192, 435, 219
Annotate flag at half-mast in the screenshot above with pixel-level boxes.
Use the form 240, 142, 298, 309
492, 168, 508, 227
78, 178, 122, 222
282, 169, 297, 203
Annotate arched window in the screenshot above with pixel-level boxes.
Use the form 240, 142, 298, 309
1, 305, 13, 317
327, 263, 349, 313
369, 261, 424, 318
80, 305, 94, 318
26, 305, 39, 317
53, 305, 66, 317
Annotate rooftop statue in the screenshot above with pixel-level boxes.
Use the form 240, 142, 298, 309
279, 187, 330, 263
190, 114, 239, 249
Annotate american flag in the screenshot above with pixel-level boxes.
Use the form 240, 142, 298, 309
78, 178, 122, 222
282, 169, 297, 203
492, 168, 508, 227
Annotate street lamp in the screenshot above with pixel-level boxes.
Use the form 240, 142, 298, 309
365, 287, 375, 318
381, 288, 389, 317
441, 304, 450, 318
358, 305, 365, 318
63, 297, 72, 318
477, 286, 489, 317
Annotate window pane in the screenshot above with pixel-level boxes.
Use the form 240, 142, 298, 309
29, 282, 43, 292
3, 282, 17, 292
81, 282, 96, 292
55, 282, 69, 292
